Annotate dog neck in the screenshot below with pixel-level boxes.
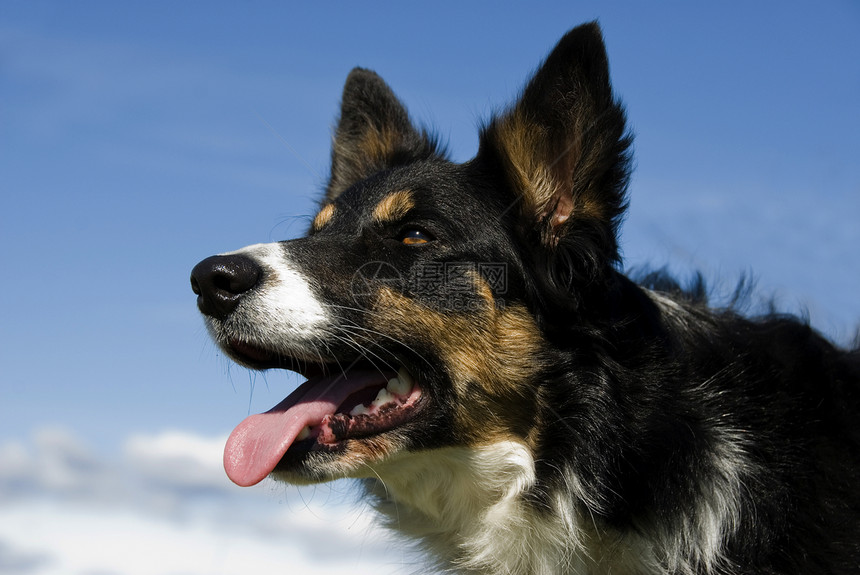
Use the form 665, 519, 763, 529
362, 440, 658, 574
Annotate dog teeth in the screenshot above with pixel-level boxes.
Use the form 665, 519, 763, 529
372, 387, 395, 408
386, 376, 411, 396
397, 366, 414, 388
348, 367, 416, 418
385, 367, 414, 396
350, 403, 369, 416
296, 425, 311, 441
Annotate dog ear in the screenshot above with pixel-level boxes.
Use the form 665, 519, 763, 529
326, 68, 441, 201
480, 22, 632, 265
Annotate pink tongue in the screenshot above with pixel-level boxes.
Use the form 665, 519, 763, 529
223, 370, 388, 487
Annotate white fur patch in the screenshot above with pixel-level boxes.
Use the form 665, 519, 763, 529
365, 438, 749, 574
656, 429, 750, 574
216, 242, 331, 349
366, 441, 595, 574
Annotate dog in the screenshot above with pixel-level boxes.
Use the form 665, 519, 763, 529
190, 22, 859, 574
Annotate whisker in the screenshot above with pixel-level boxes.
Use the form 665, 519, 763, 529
330, 330, 400, 374
332, 323, 434, 369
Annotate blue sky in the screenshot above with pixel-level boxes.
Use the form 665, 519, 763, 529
1, 2, 859, 573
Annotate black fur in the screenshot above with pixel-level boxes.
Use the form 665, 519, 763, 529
193, 21, 860, 574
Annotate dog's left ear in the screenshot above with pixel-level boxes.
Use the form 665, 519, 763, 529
326, 68, 441, 201
480, 22, 632, 265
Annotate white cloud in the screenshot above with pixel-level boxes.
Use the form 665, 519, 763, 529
0, 427, 423, 575
0, 427, 119, 502
0, 502, 416, 575
124, 430, 231, 492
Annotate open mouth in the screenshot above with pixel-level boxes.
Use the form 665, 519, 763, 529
222, 340, 424, 487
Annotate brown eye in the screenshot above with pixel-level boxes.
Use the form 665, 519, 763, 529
400, 229, 433, 245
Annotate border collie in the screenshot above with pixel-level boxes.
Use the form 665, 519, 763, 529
191, 22, 859, 574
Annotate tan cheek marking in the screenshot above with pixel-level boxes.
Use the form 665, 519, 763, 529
372, 190, 415, 224
312, 203, 336, 231
372, 286, 546, 442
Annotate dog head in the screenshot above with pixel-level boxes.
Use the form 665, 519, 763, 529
191, 22, 631, 487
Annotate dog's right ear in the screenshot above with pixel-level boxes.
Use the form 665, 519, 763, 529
325, 68, 441, 201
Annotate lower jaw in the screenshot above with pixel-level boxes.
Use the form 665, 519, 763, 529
272, 447, 344, 484
277, 383, 427, 473
272, 437, 395, 484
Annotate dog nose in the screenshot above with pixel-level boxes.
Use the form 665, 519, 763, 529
190, 254, 261, 320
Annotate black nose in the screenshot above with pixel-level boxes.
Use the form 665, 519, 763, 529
190, 254, 262, 320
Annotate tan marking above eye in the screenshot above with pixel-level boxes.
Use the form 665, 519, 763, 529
312, 203, 336, 231
372, 190, 415, 224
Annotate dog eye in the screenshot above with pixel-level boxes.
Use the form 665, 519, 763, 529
400, 229, 433, 246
